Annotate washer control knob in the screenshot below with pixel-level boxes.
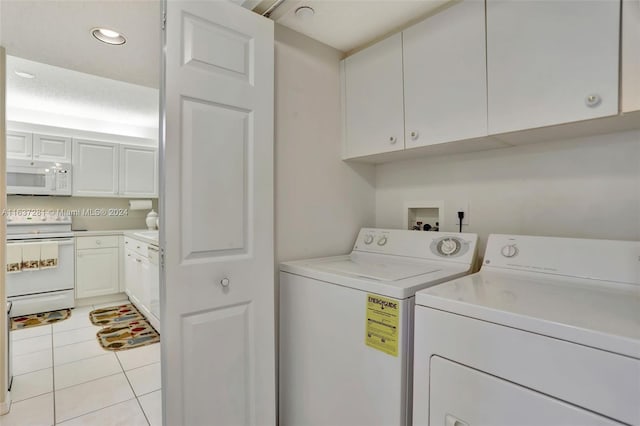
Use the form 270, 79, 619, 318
364, 234, 374, 245
501, 244, 518, 258
377, 236, 388, 246
440, 238, 459, 255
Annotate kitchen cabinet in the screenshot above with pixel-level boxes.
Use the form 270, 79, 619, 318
119, 145, 158, 197
76, 236, 120, 299
403, 0, 487, 148
7, 131, 71, 162
72, 139, 119, 197
486, 0, 620, 134
72, 139, 158, 198
343, 33, 405, 158
622, 0, 640, 113
124, 236, 160, 331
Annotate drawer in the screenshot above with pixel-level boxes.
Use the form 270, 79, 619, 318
124, 237, 148, 256
76, 235, 119, 250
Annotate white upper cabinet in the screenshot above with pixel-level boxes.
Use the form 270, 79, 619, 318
119, 145, 158, 197
7, 131, 71, 162
33, 134, 72, 162
343, 33, 405, 158
73, 139, 119, 197
403, 0, 487, 148
622, 0, 640, 113
487, 0, 620, 134
7, 131, 33, 159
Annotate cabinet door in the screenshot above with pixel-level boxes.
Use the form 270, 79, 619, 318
119, 145, 158, 197
72, 139, 119, 196
403, 0, 487, 148
124, 248, 138, 300
138, 256, 152, 316
343, 33, 405, 158
76, 248, 119, 298
7, 131, 33, 159
487, 0, 620, 134
33, 134, 72, 162
622, 0, 640, 113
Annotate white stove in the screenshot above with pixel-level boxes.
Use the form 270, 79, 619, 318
412, 234, 640, 426
6, 212, 75, 316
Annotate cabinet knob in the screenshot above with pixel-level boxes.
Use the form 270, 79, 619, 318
389, 136, 397, 144
410, 131, 419, 140
220, 277, 230, 287
585, 94, 601, 108
96, 240, 102, 245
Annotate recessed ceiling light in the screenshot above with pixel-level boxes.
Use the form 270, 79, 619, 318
14, 71, 35, 79
295, 6, 315, 19
91, 27, 126, 45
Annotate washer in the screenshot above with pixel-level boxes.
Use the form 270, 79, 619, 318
412, 234, 640, 426
279, 228, 478, 426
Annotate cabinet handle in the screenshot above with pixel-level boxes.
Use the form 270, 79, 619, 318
585, 94, 601, 107
136, 259, 142, 263
220, 277, 230, 287
410, 130, 419, 140
389, 136, 397, 144
96, 240, 102, 245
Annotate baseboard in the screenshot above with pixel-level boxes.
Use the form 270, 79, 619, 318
75, 292, 128, 308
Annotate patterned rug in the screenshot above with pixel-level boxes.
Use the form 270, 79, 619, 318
90, 303, 160, 351
11, 309, 71, 330
96, 317, 160, 351
89, 304, 145, 327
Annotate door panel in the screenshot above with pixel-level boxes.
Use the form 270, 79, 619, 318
33, 134, 71, 162
163, 1, 275, 425
6, 131, 32, 159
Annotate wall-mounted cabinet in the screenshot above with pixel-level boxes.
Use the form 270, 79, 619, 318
73, 139, 158, 198
343, 33, 405, 158
7, 131, 72, 162
486, 0, 620, 134
403, 0, 487, 148
72, 139, 120, 197
341, 0, 638, 163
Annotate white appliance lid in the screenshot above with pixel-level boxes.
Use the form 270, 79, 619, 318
280, 253, 471, 299
415, 270, 640, 358
310, 255, 442, 281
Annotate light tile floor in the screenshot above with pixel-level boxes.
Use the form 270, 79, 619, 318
2, 301, 162, 426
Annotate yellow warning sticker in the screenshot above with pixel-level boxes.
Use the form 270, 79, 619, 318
365, 293, 400, 357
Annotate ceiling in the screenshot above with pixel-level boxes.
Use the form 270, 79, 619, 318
0, 0, 161, 88
264, 0, 451, 53
7, 56, 159, 130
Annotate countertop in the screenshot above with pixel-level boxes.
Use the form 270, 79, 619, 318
73, 229, 159, 245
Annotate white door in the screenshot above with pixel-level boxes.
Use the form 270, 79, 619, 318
487, 0, 620, 134
72, 139, 119, 197
403, 0, 487, 148
343, 33, 405, 158
33, 134, 72, 162
6, 131, 32, 159
119, 144, 158, 197
162, 1, 275, 425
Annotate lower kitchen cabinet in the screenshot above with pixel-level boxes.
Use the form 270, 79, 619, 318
124, 236, 160, 331
76, 247, 120, 299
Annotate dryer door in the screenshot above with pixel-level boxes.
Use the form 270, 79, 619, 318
429, 356, 623, 426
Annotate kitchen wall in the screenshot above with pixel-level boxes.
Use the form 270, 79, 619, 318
376, 130, 640, 257
7, 196, 157, 231
274, 25, 376, 262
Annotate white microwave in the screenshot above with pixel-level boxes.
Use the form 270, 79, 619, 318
7, 159, 72, 196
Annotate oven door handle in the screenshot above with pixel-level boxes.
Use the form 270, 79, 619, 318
8, 238, 75, 246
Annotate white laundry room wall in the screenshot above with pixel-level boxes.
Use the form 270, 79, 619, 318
274, 25, 376, 262
375, 130, 640, 257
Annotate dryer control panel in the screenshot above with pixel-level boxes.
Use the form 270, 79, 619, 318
353, 228, 477, 264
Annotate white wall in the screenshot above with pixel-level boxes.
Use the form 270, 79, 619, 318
274, 25, 376, 262
376, 130, 640, 255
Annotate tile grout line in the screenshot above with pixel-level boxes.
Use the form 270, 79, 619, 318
54, 397, 141, 425
115, 348, 152, 426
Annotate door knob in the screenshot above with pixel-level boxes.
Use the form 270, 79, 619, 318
220, 278, 230, 287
